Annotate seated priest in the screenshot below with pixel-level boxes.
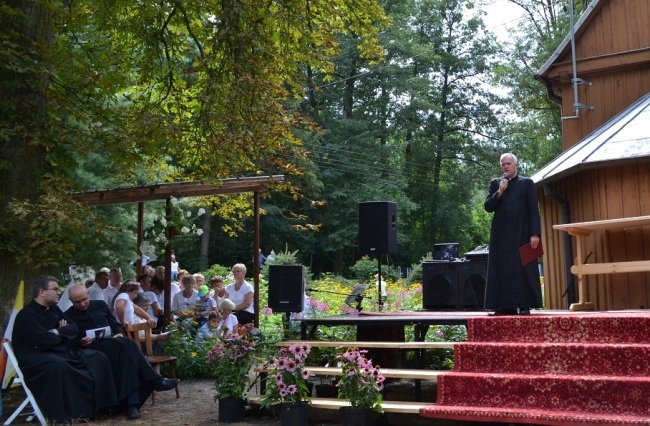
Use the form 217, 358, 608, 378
11, 276, 120, 423
65, 283, 180, 420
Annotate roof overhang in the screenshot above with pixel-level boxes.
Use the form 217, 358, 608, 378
532, 93, 650, 185
71, 175, 285, 206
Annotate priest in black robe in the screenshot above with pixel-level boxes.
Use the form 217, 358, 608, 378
11, 276, 119, 423
64, 283, 179, 419
484, 153, 543, 315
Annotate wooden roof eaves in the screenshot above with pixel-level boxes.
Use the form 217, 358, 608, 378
535, 0, 604, 79
71, 175, 285, 206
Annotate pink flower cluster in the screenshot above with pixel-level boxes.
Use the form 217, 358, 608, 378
336, 347, 385, 411
263, 343, 312, 403
206, 329, 256, 364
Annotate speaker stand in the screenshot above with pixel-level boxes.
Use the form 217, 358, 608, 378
377, 257, 384, 310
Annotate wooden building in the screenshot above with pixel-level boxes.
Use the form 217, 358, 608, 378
532, 0, 650, 310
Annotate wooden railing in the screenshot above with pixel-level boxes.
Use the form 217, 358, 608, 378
554, 215, 650, 311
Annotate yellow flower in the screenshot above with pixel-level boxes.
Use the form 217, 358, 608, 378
192, 352, 197, 357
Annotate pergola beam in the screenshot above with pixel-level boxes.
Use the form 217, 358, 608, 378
71, 175, 285, 206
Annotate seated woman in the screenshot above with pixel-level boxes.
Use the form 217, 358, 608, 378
132, 294, 173, 343
224, 263, 254, 325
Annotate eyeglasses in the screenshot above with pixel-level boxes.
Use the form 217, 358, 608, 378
45, 287, 60, 292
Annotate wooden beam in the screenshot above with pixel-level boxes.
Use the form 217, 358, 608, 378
546, 48, 650, 82
71, 175, 284, 206
571, 260, 650, 275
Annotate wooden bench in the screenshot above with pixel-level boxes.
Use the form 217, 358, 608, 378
554, 215, 650, 311
248, 395, 428, 414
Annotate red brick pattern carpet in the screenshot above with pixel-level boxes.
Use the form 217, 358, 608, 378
420, 311, 650, 425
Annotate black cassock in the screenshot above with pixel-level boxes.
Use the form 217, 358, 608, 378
12, 300, 119, 422
65, 300, 158, 407
484, 174, 543, 311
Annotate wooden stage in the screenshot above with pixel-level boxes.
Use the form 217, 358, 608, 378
297, 309, 583, 340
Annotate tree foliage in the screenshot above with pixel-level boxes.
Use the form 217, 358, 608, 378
0, 0, 388, 331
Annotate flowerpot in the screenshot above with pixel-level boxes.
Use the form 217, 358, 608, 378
315, 383, 337, 398
278, 401, 309, 426
218, 396, 246, 423
339, 406, 373, 426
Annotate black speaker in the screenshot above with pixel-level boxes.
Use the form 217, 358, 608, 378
457, 261, 487, 310
422, 261, 457, 310
358, 201, 397, 255
268, 265, 305, 312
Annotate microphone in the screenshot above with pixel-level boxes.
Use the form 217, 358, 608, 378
502, 172, 509, 180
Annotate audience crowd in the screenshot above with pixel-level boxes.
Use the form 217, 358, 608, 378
10, 261, 255, 423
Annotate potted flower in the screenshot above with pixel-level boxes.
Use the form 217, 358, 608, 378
260, 343, 312, 426
207, 323, 257, 422
336, 347, 385, 425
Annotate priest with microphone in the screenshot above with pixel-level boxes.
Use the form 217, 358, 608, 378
483, 153, 543, 316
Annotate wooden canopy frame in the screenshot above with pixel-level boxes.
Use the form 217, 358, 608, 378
71, 175, 285, 327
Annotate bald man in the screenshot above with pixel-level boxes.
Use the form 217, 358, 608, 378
65, 284, 179, 419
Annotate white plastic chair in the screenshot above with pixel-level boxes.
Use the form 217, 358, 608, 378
2, 341, 46, 425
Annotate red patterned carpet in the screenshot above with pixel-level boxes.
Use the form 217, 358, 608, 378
419, 310, 650, 425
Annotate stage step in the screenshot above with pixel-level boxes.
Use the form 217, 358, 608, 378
436, 373, 650, 416
422, 312, 650, 424
467, 312, 650, 344
420, 405, 650, 425
454, 342, 650, 376
255, 365, 447, 380
248, 396, 427, 414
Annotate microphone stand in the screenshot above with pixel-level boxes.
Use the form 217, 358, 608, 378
306, 288, 372, 312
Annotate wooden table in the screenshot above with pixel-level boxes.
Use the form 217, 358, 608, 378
554, 215, 650, 311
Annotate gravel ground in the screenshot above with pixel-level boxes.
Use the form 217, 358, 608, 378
2, 378, 509, 425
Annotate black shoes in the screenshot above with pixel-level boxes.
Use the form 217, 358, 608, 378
518, 308, 531, 315
153, 377, 180, 392
127, 406, 140, 420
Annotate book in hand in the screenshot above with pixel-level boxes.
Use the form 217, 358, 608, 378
86, 326, 112, 340
519, 241, 543, 266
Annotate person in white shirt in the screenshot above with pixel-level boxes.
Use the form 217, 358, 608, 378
88, 270, 115, 306
170, 255, 179, 281
172, 274, 199, 316
108, 268, 122, 293
224, 263, 254, 325
209, 275, 225, 306
375, 273, 387, 302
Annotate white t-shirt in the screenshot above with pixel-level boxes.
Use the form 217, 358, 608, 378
144, 290, 160, 321
225, 281, 255, 314
217, 314, 239, 336
170, 282, 181, 300
88, 283, 117, 307
172, 289, 199, 312
113, 293, 135, 324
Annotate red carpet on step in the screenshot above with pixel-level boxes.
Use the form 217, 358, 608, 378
419, 311, 650, 425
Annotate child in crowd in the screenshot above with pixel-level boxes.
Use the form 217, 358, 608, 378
196, 312, 220, 341
195, 285, 217, 327
216, 298, 239, 337
196, 299, 239, 341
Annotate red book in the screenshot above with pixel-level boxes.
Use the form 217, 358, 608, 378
519, 241, 544, 266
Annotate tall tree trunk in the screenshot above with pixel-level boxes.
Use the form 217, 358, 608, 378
0, 1, 53, 332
